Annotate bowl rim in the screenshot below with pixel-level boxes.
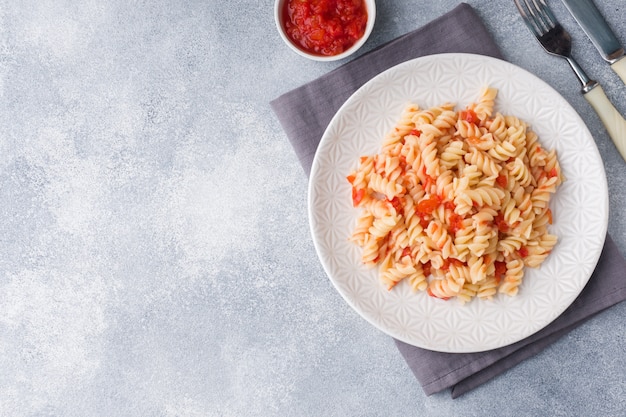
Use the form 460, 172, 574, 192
274, 0, 377, 62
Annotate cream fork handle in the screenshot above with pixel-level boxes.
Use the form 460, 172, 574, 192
611, 56, 626, 86
584, 85, 626, 162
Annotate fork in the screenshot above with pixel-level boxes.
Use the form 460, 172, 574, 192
514, 0, 626, 162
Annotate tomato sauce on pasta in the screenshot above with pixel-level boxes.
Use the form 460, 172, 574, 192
347, 87, 564, 303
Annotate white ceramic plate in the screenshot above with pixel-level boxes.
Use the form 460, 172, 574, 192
308, 53, 608, 353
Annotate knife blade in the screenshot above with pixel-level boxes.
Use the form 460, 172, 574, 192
561, 0, 626, 84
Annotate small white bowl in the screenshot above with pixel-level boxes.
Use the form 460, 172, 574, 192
274, 0, 376, 62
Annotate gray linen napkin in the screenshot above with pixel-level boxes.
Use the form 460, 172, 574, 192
270, 3, 626, 398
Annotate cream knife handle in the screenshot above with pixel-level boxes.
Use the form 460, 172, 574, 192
584, 85, 626, 162
611, 56, 626, 86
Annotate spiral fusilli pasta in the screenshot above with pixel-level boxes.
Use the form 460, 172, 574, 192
347, 86, 564, 303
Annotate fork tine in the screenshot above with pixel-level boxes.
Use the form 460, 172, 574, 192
514, 0, 542, 37
514, 0, 559, 37
537, 0, 558, 25
524, 0, 550, 35
531, 0, 557, 31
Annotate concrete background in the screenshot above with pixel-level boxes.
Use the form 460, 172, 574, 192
0, 0, 624, 415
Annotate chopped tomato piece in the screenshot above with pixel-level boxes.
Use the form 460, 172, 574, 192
399, 156, 408, 171
494, 213, 509, 233
460, 109, 479, 124
448, 213, 464, 235
416, 194, 441, 216
517, 246, 529, 258
401, 247, 412, 259
388, 197, 403, 214
441, 258, 464, 271
346, 174, 356, 184
409, 129, 421, 137
453, 259, 465, 267
352, 187, 365, 206
422, 261, 432, 277
424, 175, 436, 190
494, 261, 507, 284
496, 174, 508, 188
548, 167, 558, 178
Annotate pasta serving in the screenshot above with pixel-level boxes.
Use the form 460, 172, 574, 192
346, 87, 564, 303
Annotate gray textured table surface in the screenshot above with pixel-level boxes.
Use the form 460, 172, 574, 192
0, 1, 625, 416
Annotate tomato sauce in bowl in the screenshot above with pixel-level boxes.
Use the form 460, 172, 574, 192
280, 0, 370, 58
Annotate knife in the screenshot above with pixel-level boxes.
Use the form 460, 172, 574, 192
561, 0, 626, 85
